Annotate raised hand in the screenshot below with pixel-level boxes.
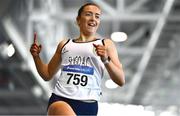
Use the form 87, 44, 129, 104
93, 43, 108, 60
30, 32, 42, 57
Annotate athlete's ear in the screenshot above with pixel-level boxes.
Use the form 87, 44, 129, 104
76, 17, 80, 26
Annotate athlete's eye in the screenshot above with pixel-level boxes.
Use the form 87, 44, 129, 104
95, 15, 100, 19
85, 12, 92, 16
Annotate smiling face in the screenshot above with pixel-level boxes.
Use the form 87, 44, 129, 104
76, 5, 101, 36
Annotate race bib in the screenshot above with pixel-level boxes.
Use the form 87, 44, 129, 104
59, 65, 99, 89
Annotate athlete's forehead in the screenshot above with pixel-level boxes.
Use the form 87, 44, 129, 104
77, 3, 102, 17
82, 5, 101, 15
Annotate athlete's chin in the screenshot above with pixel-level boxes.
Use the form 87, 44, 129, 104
86, 29, 97, 35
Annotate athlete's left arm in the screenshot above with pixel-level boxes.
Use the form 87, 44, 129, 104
104, 39, 125, 86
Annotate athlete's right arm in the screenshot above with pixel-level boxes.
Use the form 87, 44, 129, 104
30, 32, 67, 81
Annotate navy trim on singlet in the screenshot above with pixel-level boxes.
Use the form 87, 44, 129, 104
102, 39, 105, 46
60, 39, 70, 53
47, 93, 98, 115
72, 38, 101, 43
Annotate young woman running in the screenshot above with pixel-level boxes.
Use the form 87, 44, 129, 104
30, 2, 125, 115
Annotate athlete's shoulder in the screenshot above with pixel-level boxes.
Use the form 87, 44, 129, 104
102, 38, 114, 46
58, 38, 70, 47
56, 38, 71, 53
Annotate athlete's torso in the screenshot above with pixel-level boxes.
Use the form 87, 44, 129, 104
53, 39, 105, 101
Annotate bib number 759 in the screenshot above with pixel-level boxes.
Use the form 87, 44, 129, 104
66, 73, 88, 86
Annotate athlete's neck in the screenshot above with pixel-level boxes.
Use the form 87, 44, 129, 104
76, 34, 96, 42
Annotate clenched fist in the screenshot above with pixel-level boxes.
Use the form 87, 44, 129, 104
93, 43, 108, 60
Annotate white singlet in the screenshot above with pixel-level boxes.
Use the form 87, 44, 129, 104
53, 39, 105, 101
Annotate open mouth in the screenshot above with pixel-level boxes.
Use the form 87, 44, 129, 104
88, 22, 96, 27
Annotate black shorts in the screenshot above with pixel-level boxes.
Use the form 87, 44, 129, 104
47, 93, 98, 115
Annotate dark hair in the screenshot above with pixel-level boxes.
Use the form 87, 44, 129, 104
77, 2, 101, 17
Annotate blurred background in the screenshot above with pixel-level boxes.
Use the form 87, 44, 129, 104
0, 0, 180, 115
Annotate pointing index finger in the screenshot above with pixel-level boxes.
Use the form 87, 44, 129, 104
34, 32, 37, 44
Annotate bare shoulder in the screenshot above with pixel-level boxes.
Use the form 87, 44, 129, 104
103, 38, 115, 49
56, 39, 70, 53
58, 39, 69, 47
